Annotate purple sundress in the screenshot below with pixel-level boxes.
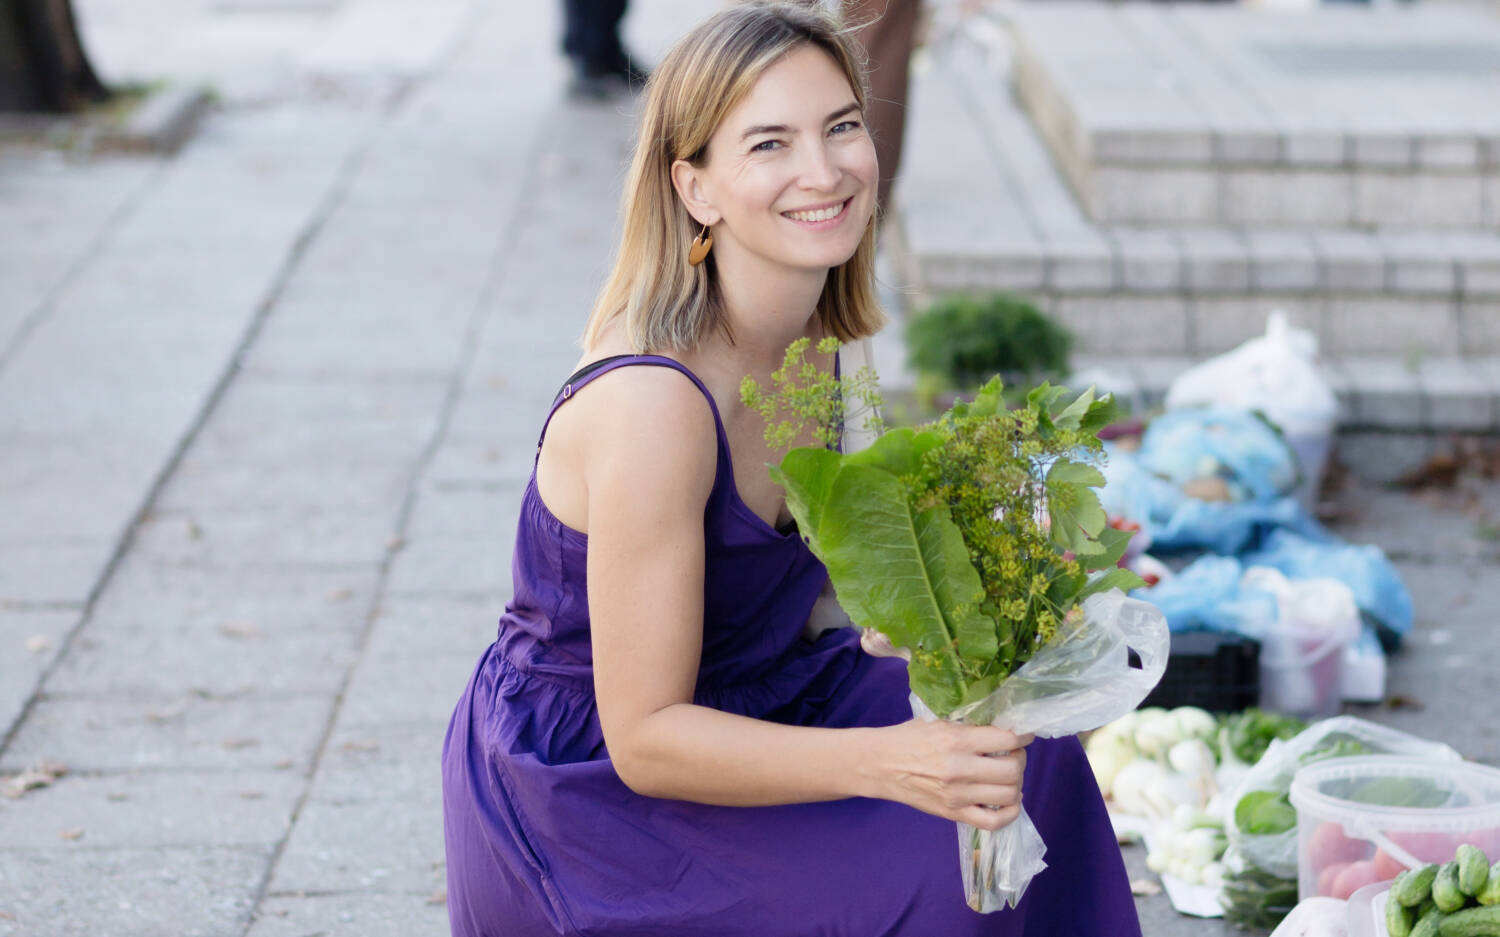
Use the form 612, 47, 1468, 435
441, 355, 1141, 937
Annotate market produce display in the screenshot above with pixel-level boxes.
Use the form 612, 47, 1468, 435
1087, 707, 1308, 903
1385, 844, 1500, 937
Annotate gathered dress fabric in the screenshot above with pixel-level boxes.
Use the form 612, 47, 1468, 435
441, 355, 1141, 937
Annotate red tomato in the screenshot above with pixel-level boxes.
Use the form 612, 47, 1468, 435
1308, 821, 1369, 871
1372, 849, 1406, 882
1318, 861, 1352, 897
1331, 860, 1382, 900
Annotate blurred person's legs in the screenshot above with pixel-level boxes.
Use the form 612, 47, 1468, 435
562, 0, 647, 99
845, 0, 920, 214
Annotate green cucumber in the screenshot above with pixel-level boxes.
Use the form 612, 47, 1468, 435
1478, 863, 1500, 906
1399, 865, 1442, 907
1388, 893, 1416, 937
1413, 906, 1448, 937
1458, 845, 1490, 897
1438, 905, 1500, 937
1437, 862, 1468, 913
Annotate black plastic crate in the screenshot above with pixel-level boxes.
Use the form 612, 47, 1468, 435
1140, 630, 1261, 714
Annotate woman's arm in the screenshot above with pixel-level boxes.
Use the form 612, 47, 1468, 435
575, 368, 1028, 832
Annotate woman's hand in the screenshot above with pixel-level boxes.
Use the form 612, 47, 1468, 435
864, 720, 1033, 832
858, 627, 912, 661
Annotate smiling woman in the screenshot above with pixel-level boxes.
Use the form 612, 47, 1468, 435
439, 4, 1141, 936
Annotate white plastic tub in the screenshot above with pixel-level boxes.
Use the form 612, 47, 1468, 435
1289, 755, 1500, 902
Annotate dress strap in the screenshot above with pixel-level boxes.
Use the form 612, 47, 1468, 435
534, 354, 725, 455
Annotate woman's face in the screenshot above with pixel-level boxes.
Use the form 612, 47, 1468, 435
680, 44, 878, 277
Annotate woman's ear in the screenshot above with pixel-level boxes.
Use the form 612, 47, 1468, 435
670, 159, 719, 228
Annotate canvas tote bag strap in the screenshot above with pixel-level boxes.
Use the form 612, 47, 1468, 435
837, 336, 882, 455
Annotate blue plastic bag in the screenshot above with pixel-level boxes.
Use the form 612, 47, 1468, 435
1243, 529, 1413, 650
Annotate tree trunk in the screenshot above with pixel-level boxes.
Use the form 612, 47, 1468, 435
0, 0, 110, 112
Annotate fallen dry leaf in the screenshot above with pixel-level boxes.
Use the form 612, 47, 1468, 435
272, 759, 295, 771
106, 792, 129, 802
386, 536, 405, 551
222, 737, 259, 750
218, 622, 263, 640
1130, 878, 1162, 897
0, 761, 68, 799
185, 520, 204, 540
326, 587, 353, 602
59, 828, 84, 841
25, 634, 52, 653
341, 739, 379, 754
427, 890, 447, 906
146, 699, 190, 724
239, 791, 265, 800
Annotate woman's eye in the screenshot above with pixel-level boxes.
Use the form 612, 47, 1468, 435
831, 120, 861, 135
751, 139, 781, 152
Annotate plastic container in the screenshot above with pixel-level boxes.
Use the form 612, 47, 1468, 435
1249, 571, 1361, 719
1257, 621, 1356, 718
1345, 880, 1392, 937
1289, 756, 1500, 902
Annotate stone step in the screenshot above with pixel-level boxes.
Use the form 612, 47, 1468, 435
890, 33, 1500, 359
1007, 3, 1500, 229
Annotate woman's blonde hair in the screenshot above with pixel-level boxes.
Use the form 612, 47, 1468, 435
581, 1, 886, 353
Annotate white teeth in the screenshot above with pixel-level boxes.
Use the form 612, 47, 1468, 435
785, 202, 844, 222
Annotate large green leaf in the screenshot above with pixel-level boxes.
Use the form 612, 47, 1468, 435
1078, 567, 1146, 601
1046, 460, 1106, 488
1051, 386, 1097, 431
842, 426, 944, 477
768, 447, 842, 549
1079, 526, 1134, 571
775, 456, 994, 716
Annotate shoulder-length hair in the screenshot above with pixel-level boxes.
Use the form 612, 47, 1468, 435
581, 2, 886, 353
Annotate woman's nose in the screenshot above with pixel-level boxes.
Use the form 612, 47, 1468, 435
796, 143, 841, 191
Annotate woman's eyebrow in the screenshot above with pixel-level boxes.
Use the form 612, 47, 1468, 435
738, 102, 861, 141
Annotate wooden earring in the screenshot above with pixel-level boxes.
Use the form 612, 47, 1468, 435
688, 223, 713, 266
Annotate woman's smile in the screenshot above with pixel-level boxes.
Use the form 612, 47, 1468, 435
780, 196, 853, 229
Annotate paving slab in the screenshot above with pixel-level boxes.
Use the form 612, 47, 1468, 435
0, 769, 302, 849
0, 845, 269, 937
0, 609, 80, 739
382, 533, 515, 600
1, 694, 336, 774
340, 628, 493, 728
246, 892, 449, 937
76, 557, 380, 635
45, 601, 363, 697
126, 507, 400, 569
267, 781, 445, 895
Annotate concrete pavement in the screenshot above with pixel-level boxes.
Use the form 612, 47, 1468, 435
1, 1, 1496, 935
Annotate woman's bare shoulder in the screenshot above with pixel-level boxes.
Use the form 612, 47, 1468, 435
561, 360, 718, 486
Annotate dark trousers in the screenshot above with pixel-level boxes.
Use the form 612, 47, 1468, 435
561, 0, 628, 70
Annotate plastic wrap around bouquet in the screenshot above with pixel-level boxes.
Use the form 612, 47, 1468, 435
910, 590, 1169, 910
744, 342, 1170, 911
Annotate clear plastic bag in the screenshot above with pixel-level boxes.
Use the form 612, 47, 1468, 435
1223, 716, 1463, 881
910, 589, 1170, 911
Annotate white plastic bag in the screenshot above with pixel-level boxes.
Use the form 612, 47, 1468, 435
1224, 717, 1463, 881
1165, 311, 1338, 509
910, 589, 1170, 911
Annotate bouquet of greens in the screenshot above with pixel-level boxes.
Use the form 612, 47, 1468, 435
743, 338, 1169, 911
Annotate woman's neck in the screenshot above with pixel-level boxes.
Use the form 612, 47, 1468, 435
711, 245, 828, 372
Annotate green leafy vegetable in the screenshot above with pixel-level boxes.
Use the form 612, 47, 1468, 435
743, 339, 1142, 718
1234, 790, 1298, 836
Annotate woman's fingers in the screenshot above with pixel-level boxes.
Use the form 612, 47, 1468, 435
959, 800, 1023, 833
944, 782, 1023, 811
963, 726, 1033, 755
